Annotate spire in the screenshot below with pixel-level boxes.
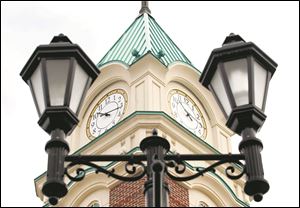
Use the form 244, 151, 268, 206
139, 1, 151, 15
97, 4, 194, 69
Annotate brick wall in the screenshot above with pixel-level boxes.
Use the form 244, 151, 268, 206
109, 177, 189, 207
166, 177, 189, 207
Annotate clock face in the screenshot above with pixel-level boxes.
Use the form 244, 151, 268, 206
87, 89, 128, 139
169, 90, 207, 139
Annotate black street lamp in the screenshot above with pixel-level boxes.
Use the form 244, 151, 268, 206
20, 33, 277, 206
200, 33, 277, 201
20, 34, 100, 205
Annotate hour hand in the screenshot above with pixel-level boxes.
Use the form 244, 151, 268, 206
188, 113, 203, 127
97, 112, 109, 117
186, 113, 193, 121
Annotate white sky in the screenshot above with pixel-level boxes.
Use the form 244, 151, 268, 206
1, 1, 299, 207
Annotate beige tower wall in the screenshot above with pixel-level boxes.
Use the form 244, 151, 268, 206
68, 54, 233, 154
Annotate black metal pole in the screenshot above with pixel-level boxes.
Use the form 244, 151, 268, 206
239, 128, 269, 202
152, 160, 165, 207
42, 129, 69, 205
140, 129, 170, 207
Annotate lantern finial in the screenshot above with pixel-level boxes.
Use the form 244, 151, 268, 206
50, 34, 72, 44
152, 128, 158, 136
222, 33, 245, 45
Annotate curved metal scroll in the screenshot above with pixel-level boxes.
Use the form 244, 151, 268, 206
225, 161, 246, 180
65, 160, 147, 182
165, 159, 246, 182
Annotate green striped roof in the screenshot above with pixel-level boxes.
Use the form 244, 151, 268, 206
97, 13, 194, 68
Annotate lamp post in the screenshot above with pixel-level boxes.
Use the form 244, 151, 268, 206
20, 33, 277, 206
200, 33, 277, 201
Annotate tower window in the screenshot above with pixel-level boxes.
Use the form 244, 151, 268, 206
198, 201, 208, 207
89, 201, 100, 207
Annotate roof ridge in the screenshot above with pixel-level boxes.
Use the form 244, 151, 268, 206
144, 13, 151, 51
97, 15, 144, 67
148, 15, 193, 65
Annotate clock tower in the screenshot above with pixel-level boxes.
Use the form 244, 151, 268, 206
35, 2, 250, 207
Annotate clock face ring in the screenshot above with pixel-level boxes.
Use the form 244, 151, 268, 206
169, 89, 207, 139
87, 89, 127, 139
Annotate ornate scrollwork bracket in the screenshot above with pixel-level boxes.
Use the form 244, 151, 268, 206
165, 156, 246, 182
64, 153, 245, 183
65, 156, 147, 182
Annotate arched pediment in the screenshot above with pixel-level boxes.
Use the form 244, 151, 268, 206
78, 65, 130, 122
189, 172, 248, 207
60, 172, 110, 207
166, 63, 226, 127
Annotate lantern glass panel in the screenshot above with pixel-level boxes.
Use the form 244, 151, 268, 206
69, 60, 89, 114
211, 68, 232, 116
46, 59, 70, 106
224, 58, 249, 106
253, 60, 267, 110
30, 62, 45, 115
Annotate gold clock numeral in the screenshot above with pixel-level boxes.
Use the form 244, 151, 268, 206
184, 97, 189, 104
105, 97, 110, 104
172, 102, 176, 108
172, 96, 178, 104
198, 128, 202, 134
178, 96, 182, 102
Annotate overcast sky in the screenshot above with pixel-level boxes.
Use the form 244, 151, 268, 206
1, 1, 299, 207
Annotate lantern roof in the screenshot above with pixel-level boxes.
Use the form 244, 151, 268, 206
200, 33, 278, 87
20, 34, 99, 82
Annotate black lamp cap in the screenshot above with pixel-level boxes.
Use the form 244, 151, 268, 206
20, 34, 100, 83
222, 33, 245, 45
50, 33, 72, 44
200, 33, 277, 88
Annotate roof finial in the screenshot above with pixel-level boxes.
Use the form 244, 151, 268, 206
139, 1, 151, 15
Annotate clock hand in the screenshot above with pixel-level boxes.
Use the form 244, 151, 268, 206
179, 102, 202, 127
102, 106, 121, 116
97, 112, 107, 117
187, 113, 203, 128
179, 102, 193, 120
179, 101, 188, 114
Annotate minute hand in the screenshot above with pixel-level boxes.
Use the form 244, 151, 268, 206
103, 106, 121, 115
179, 102, 202, 127
179, 102, 193, 121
